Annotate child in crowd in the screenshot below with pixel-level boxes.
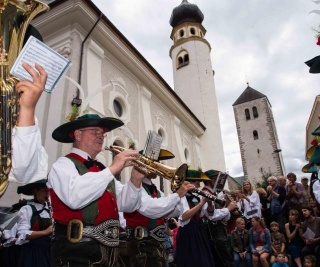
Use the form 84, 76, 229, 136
270, 221, 288, 264
230, 217, 252, 267
272, 252, 289, 267
303, 255, 317, 267
249, 216, 271, 267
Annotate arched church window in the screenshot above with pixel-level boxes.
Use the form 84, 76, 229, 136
245, 109, 250, 120
252, 106, 258, 118
179, 29, 184, 38
190, 27, 195, 35
176, 51, 189, 69
253, 130, 259, 140
184, 54, 189, 64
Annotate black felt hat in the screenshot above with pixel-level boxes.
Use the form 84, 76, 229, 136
52, 114, 124, 143
305, 55, 320, 74
17, 179, 47, 196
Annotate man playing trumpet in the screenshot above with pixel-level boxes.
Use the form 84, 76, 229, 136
47, 114, 146, 266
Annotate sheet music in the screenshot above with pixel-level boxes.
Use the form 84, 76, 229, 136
302, 227, 316, 239
142, 130, 163, 160
213, 172, 228, 193
10, 36, 71, 93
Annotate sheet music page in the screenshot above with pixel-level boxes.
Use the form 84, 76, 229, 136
302, 227, 316, 239
143, 130, 163, 160
10, 36, 71, 93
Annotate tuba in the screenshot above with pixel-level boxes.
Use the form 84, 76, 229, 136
0, 0, 49, 195
106, 145, 188, 192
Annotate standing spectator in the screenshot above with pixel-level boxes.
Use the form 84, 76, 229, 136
249, 216, 271, 267
15, 179, 52, 267
269, 221, 289, 264
285, 172, 304, 212
267, 176, 286, 231
278, 176, 287, 188
301, 205, 320, 264
256, 187, 269, 225
240, 181, 261, 229
309, 197, 320, 217
285, 209, 304, 267
303, 255, 317, 267
301, 177, 310, 204
231, 217, 252, 267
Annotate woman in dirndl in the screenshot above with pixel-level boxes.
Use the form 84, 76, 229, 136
176, 169, 215, 267
15, 179, 52, 267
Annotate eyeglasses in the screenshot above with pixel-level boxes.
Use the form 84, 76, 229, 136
79, 128, 107, 137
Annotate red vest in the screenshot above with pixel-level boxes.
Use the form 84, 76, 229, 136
50, 153, 119, 225
124, 183, 164, 228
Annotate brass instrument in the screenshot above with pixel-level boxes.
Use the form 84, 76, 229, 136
0, 0, 49, 195
105, 145, 188, 192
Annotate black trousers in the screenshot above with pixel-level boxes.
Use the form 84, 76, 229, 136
205, 221, 234, 267
118, 238, 166, 267
51, 236, 118, 267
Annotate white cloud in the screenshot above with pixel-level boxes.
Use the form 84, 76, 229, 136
92, 0, 320, 180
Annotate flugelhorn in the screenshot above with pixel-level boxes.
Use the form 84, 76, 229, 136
0, 0, 49, 196
105, 145, 188, 192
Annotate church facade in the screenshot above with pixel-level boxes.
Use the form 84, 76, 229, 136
24, 0, 226, 194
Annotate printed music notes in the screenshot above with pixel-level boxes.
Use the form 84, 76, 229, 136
10, 36, 71, 93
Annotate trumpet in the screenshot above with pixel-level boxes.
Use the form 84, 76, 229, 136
105, 145, 188, 192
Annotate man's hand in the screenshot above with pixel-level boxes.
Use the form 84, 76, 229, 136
16, 63, 47, 126
130, 167, 145, 188
227, 201, 238, 211
176, 181, 195, 198
109, 149, 138, 175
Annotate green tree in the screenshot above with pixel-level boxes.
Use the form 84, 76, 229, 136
255, 170, 276, 189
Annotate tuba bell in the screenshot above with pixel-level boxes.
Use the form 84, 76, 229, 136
106, 145, 188, 192
0, 0, 49, 196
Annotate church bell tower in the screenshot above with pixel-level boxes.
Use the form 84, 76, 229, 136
169, 0, 226, 171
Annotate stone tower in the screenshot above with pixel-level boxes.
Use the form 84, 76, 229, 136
233, 85, 285, 184
169, 0, 226, 171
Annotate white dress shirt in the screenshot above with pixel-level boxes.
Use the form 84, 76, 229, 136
313, 166, 320, 204
47, 147, 142, 212
11, 124, 48, 183
138, 178, 182, 219
16, 201, 51, 245
239, 191, 261, 219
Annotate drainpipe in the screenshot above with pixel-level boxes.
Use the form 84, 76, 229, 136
72, 13, 103, 106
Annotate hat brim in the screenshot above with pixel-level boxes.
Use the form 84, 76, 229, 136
52, 117, 124, 143
312, 126, 320, 136
306, 146, 316, 159
310, 146, 320, 164
305, 56, 320, 74
17, 179, 47, 196
158, 149, 175, 160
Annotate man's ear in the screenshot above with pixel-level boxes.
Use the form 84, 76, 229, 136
74, 130, 82, 141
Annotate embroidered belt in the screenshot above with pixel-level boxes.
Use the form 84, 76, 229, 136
125, 225, 166, 242
55, 218, 120, 247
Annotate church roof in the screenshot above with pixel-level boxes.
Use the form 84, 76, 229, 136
169, 0, 204, 27
232, 86, 267, 106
